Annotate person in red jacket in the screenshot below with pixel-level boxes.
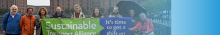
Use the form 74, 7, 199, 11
20, 8, 36, 35
129, 13, 155, 35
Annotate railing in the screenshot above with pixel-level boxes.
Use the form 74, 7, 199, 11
0, 16, 3, 34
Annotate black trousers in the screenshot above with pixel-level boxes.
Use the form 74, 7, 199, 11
6, 33, 20, 35
40, 27, 43, 35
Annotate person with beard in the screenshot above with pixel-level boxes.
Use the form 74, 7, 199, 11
108, 6, 123, 17
20, 8, 36, 35
1, 5, 22, 35
53, 7, 66, 18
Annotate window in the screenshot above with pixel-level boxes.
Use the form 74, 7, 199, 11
52, 11, 54, 14
52, 7, 54, 10
109, 0, 111, 6
11, 0, 12, 3
68, 3, 69, 6
103, 0, 105, 7
63, 3, 64, 6
6, 5, 8, 8
52, 3, 54, 6
68, 0, 69, 2
87, 6, 89, 10
57, 3, 59, 6
73, 3, 75, 6
57, 0, 59, 2
63, 7, 64, 10
63, 0, 64, 2
109, 3, 111, 6
52, 0, 54, 2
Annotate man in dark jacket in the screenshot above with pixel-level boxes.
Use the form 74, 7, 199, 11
53, 7, 66, 18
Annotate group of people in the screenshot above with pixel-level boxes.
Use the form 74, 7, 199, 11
1, 4, 154, 35
127, 9, 155, 35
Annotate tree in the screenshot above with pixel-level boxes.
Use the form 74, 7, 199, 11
71, 8, 75, 12
80, 6, 87, 13
70, 8, 75, 14
90, 6, 98, 12
99, 7, 105, 13
141, 0, 171, 13
108, 6, 114, 13
65, 8, 70, 14
0, 9, 10, 14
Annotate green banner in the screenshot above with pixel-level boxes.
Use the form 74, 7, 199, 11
41, 18, 104, 35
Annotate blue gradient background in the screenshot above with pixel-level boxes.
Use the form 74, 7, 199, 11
173, 0, 220, 35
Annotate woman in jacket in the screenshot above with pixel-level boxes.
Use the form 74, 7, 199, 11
129, 13, 155, 35
91, 7, 104, 18
35, 7, 50, 35
71, 4, 85, 19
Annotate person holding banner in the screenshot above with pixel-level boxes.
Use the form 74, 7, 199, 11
1, 5, 22, 35
91, 7, 104, 18
53, 7, 66, 18
129, 13, 155, 35
35, 7, 50, 35
71, 4, 85, 19
109, 6, 123, 17
20, 8, 36, 35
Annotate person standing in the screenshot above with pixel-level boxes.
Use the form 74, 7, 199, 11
71, 4, 85, 19
19, 8, 36, 35
1, 5, 22, 35
35, 7, 50, 35
129, 13, 155, 35
109, 6, 123, 17
91, 7, 104, 18
53, 7, 66, 18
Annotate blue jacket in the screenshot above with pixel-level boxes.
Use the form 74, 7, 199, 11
1, 13, 22, 34
53, 11, 66, 18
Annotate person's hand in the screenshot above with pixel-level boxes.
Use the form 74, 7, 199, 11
39, 19, 42, 23
132, 20, 135, 23
58, 17, 61, 19
112, 16, 115, 17
3, 30, 6, 35
145, 31, 149, 34
128, 28, 133, 30
82, 17, 84, 19
101, 16, 104, 18
91, 17, 94, 19
71, 18, 74, 19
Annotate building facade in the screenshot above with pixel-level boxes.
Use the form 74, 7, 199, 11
50, 0, 143, 16
0, 0, 27, 15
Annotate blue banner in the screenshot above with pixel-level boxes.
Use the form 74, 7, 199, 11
100, 17, 133, 35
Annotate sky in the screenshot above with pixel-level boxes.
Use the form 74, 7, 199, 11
27, 0, 50, 6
